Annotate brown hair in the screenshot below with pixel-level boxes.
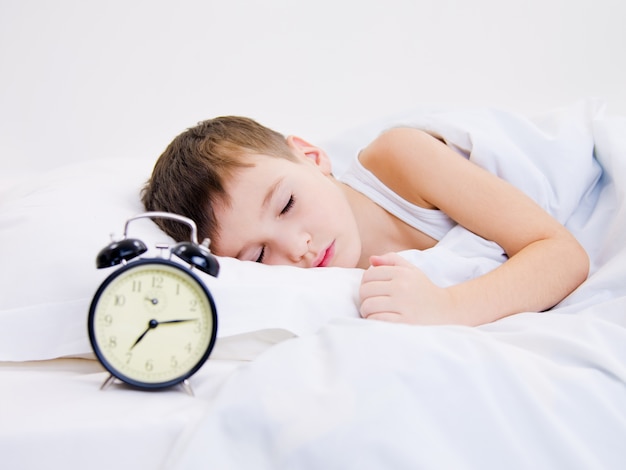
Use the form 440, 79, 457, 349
141, 116, 297, 246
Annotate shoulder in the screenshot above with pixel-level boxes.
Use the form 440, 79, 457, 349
360, 127, 438, 160
358, 127, 452, 210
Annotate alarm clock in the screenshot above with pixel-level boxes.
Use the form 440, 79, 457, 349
88, 211, 219, 395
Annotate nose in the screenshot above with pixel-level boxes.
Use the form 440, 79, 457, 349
277, 229, 311, 264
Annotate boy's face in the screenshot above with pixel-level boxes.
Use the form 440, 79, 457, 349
212, 147, 362, 269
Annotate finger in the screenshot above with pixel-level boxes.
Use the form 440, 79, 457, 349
360, 294, 403, 318
361, 264, 403, 283
369, 252, 413, 268
359, 278, 395, 301
364, 312, 406, 323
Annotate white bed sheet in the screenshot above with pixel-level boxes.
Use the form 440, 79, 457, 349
2, 105, 626, 470
0, 357, 242, 469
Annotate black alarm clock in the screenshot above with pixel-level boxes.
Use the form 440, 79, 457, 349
88, 211, 219, 395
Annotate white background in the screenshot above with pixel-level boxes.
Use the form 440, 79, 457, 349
1, 0, 625, 177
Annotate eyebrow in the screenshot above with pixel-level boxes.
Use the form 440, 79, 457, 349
262, 176, 284, 211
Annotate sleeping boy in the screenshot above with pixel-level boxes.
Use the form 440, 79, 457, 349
141, 116, 588, 326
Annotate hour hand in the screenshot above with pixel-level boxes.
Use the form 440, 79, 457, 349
131, 319, 158, 349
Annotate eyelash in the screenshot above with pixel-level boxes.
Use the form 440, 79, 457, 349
281, 195, 295, 215
256, 195, 295, 263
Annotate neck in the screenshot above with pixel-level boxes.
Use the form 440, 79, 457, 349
338, 181, 385, 268
337, 180, 438, 268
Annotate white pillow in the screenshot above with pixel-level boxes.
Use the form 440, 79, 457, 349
0, 158, 362, 362
3, 102, 597, 363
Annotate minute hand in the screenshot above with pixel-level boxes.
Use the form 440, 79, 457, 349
130, 319, 198, 350
158, 318, 197, 325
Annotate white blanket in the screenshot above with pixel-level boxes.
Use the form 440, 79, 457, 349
167, 102, 626, 469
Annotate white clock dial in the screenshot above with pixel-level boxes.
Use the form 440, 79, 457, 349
89, 259, 217, 389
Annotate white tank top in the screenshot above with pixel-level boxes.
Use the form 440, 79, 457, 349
339, 157, 456, 241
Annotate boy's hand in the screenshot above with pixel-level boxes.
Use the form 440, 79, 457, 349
359, 252, 457, 325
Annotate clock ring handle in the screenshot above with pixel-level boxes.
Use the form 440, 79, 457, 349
124, 211, 203, 245
124, 211, 220, 277
96, 212, 197, 269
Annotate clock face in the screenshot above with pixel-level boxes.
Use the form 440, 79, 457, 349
88, 259, 217, 389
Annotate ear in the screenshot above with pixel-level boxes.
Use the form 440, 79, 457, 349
286, 135, 333, 176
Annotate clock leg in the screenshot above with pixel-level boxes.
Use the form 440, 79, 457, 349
180, 379, 194, 397
100, 374, 117, 391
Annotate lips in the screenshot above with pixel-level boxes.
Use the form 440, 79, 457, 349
314, 241, 335, 268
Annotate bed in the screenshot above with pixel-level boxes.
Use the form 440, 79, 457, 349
2, 99, 626, 469
3, 1, 626, 468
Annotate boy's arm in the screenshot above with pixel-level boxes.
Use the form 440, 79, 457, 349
357, 127, 589, 326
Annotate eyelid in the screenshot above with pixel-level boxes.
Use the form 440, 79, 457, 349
255, 246, 266, 263
253, 193, 294, 263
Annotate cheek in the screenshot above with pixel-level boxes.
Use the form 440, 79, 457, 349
320, 192, 362, 267
210, 218, 250, 259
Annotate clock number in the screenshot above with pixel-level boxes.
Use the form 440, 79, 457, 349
184, 342, 192, 354
125, 352, 132, 364
103, 314, 113, 326
189, 299, 198, 312
152, 275, 164, 289
170, 356, 178, 368
107, 336, 118, 348
193, 320, 202, 334
145, 359, 154, 371
132, 280, 142, 293
114, 295, 126, 306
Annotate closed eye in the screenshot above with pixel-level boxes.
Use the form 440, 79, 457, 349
281, 195, 295, 215
255, 195, 294, 263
